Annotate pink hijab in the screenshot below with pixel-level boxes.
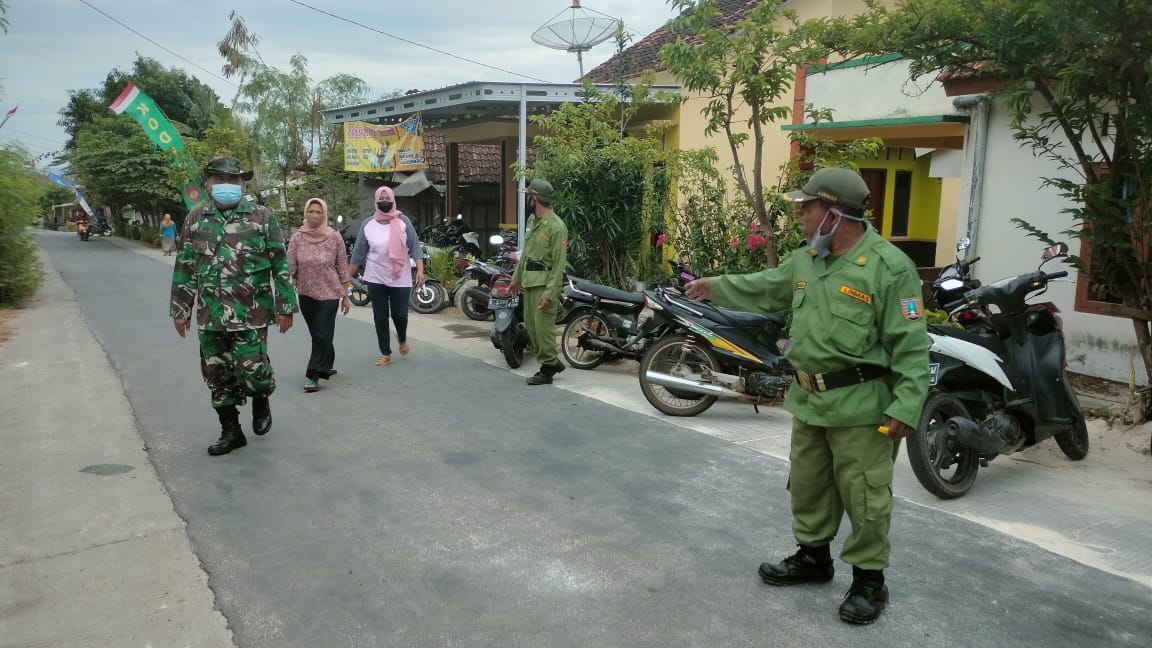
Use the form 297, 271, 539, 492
298, 197, 334, 244
372, 186, 408, 276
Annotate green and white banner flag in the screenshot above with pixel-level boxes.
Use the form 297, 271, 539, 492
110, 83, 206, 211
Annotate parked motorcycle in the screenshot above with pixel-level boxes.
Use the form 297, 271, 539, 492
488, 273, 529, 368
927, 237, 992, 332
914, 242, 1088, 499
559, 280, 663, 370
637, 287, 792, 416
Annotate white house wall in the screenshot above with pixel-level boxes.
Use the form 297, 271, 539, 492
961, 99, 1138, 382
805, 60, 959, 120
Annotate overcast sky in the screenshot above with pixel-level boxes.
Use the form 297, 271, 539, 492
0, 0, 677, 168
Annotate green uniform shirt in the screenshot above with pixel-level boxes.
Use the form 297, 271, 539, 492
511, 210, 568, 299
170, 198, 298, 331
709, 228, 929, 428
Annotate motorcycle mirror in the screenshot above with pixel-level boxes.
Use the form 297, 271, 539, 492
1041, 242, 1068, 262
336, 215, 344, 224
489, 234, 505, 246
956, 237, 971, 251
456, 214, 463, 221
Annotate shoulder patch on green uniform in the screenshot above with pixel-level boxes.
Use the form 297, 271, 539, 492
900, 297, 923, 320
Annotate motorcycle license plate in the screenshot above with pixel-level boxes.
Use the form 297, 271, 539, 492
488, 296, 519, 309
928, 362, 940, 386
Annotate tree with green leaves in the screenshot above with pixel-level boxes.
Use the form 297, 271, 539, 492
819, 0, 1152, 381
0, 144, 44, 306
659, 0, 826, 267
527, 73, 679, 287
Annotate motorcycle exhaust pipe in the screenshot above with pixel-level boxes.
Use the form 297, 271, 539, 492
945, 416, 1006, 455
585, 337, 629, 355
644, 371, 742, 399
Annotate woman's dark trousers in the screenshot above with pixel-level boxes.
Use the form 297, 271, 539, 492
365, 282, 412, 356
298, 295, 340, 380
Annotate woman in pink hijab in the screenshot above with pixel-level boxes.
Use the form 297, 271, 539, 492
288, 198, 351, 391
347, 185, 427, 366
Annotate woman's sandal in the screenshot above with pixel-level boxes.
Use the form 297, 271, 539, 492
304, 379, 319, 392
399, 341, 410, 356
374, 356, 392, 366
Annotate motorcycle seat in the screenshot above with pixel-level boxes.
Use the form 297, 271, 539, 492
929, 323, 1006, 356
714, 306, 786, 329
574, 282, 645, 305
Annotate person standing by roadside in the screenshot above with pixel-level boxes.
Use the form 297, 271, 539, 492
161, 213, 177, 256
347, 185, 425, 367
288, 197, 351, 392
170, 156, 298, 456
683, 167, 929, 625
509, 178, 568, 386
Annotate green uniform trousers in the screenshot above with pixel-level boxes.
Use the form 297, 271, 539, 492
198, 327, 276, 408
523, 285, 559, 366
788, 418, 901, 570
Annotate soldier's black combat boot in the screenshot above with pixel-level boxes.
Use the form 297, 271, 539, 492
838, 567, 888, 625
208, 406, 247, 456
758, 544, 835, 586
526, 370, 552, 385
252, 396, 272, 436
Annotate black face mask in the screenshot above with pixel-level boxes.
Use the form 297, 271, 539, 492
525, 197, 536, 216
376, 201, 394, 212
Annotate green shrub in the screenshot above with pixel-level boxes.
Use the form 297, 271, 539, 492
428, 246, 459, 285
0, 147, 45, 307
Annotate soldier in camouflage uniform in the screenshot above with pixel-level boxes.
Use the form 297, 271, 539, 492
170, 157, 298, 456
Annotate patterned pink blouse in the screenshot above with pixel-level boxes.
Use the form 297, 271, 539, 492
287, 230, 350, 301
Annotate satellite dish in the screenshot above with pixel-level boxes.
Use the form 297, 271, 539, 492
531, 1, 621, 78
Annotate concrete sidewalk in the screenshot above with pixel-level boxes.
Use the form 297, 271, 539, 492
0, 248, 234, 647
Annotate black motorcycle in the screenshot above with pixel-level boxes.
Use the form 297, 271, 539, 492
928, 237, 991, 332
488, 273, 529, 368
559, 280, 662, 370
636, 287, 792, 416
915, 243, 1088, 499
451, 258, 509, 321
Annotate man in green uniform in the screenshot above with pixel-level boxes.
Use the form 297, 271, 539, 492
171, 157, 298, 456
510, 178, 568, 386
684, 167, 929, 624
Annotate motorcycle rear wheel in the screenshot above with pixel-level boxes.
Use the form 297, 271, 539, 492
638, 334, 718, 417
1054, 417, 1090, 460
410, 281, 447, 314
561, 312, 612, 370
501, 327, 523, 369
909, 392, 980, 499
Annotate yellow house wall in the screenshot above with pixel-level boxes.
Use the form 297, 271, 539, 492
935, 178, 961, 266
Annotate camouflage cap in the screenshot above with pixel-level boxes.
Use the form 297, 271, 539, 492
520, 178, 554, 202
785, 167, 869, 211
203, 156, 254, 180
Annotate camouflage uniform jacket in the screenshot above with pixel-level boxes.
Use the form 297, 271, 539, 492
170, 199, 298, 331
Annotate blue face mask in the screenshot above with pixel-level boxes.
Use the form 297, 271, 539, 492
210, 183, 243, 206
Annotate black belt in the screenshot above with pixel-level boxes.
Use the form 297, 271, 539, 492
795, 365, 890, 393
525, 261, 546, 271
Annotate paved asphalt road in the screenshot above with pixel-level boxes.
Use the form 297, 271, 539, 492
34, 231, 1151, 647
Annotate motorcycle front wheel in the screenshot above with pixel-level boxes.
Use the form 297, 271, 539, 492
1054, 417, 1090, 460
410, 281, 447, 314
638, 334, 718, 417
501, 327, 523, 368
561, 312, 611, 370
460, 287, 492, 321
909, 391, 980, 499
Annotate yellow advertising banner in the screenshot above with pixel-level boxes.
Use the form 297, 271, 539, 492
343, 114, 427, 172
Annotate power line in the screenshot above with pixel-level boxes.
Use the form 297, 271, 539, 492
285, 0, 552, 84
77, 0, 238, 88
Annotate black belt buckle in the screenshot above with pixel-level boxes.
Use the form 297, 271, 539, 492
526, 261, 546, 271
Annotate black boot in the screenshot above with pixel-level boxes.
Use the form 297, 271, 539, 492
252, 396, 272, 436
208, 405, 247, 457
526, 370, 552, 385
758, 544, 835, 586
548, 361, 566, 377
839, 567, 888, 625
